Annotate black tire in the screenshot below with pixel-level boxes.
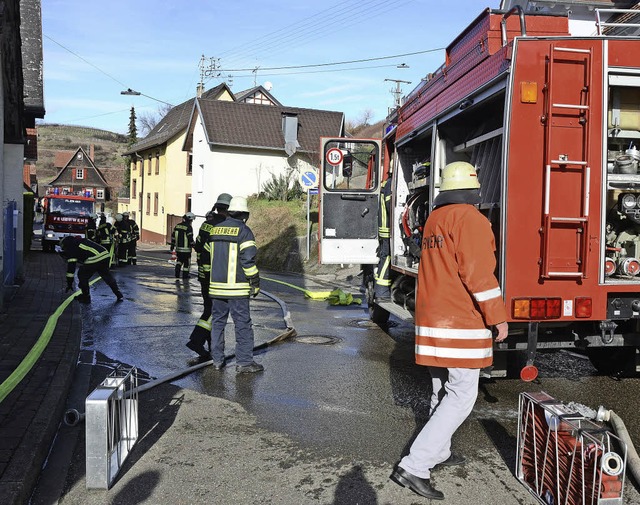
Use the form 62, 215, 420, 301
586, 347, 637, 377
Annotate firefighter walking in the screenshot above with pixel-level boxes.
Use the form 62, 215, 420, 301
95, 213, 116, 268
170, 212, 195, 279
391, 162, 508, 500
188, 193, 232, 351
57, 235, 123, 304
186, 196, 263, 373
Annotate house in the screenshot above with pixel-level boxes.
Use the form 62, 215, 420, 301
45, 147, 111, 211
184, 99, 344, 218
121, 83, 235, 243
1, 0, 45, 306
234, 84, 281, 106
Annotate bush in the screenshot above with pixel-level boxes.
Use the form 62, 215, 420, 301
261, 171, 304, 201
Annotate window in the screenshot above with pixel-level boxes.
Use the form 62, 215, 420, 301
187, 153, 193, 175
147, 155, 152, 176
186, 194, 192, 213
154, 192, 159, 215
322, 140, 379, 191
96, 189, 104, 199
76, 168, 84, 180
155, 152, 160, 175
146, 193, 151, 215
132, 179, 137, 198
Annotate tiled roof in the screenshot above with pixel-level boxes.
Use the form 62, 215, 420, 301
196, 99, 344, 154
124, 84, 231, 154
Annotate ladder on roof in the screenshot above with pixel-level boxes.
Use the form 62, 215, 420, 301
540, 44, 593, 280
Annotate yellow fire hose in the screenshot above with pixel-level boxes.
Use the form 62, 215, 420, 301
262, 276, 361, 305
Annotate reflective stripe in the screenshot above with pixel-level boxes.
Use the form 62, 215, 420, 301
196, 318, 212, 331
227, 243, 237, 282
239, 240, 256, 251
243, 265, 259, 277
66, 273, 74, 278
415, 344, 493, 360
473, 287, 502, 302
415, 326, 492, 339
375, 256, 391, 285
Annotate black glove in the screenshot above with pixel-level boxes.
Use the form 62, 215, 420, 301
66, 280, 74, 292
248, 275, 260, 298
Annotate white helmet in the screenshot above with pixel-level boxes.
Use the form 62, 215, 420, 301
115, 213, 123, 222
228, 196, 249, 213
184, 212, 196, 221
439, 161, 481, 191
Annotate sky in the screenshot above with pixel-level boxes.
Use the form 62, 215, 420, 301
41, 0, 504, 134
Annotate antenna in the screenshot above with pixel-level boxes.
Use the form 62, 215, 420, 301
384, 78, 411, 108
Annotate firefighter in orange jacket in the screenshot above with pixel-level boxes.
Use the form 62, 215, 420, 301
391, 161, 508, 501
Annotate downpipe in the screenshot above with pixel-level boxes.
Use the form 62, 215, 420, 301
63, 289, 296, 424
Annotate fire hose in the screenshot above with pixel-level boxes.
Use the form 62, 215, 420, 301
597, 407, 640, 488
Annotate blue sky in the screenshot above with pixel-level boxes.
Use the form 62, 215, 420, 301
42, 0, 501, 134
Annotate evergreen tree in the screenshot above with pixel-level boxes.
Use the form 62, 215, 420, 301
123, 107, 137, 192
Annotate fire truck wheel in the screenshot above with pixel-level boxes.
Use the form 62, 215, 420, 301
586, 347, 637, 377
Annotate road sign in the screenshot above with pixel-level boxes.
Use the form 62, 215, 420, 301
299, 169, 318, 189
326, 148, 343, 166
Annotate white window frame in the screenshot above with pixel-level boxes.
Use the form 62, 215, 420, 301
76, 168, 84, 180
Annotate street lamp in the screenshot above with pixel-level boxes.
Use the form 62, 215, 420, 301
121, 88, 141, 96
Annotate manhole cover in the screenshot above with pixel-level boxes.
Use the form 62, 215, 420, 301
347, 319, 379, 328
294, 335, 339, 345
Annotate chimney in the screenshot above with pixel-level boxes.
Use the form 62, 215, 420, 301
89, 144, 95, 161
196, 82, 204, 98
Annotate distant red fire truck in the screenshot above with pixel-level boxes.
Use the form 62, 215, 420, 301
319, 7, 640, 379
41, 192, 95, 252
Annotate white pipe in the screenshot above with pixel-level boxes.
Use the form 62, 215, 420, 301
608, 410, 640, 487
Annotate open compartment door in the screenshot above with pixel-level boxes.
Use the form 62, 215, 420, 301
319, 137, 381, 264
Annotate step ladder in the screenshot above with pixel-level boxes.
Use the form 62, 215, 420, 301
541, 44, 593, 280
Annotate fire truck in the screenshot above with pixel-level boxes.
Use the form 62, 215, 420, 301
41, 191, 95, 252
318, 6, 640, 379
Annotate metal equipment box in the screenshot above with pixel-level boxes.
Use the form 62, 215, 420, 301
85, 367, 138, 489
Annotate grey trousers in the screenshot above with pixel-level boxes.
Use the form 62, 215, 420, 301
399, 366, 480, 479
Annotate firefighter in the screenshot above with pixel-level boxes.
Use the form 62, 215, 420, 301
123, 212, 140, 265
57, 235, 123, 304
86, 213, 97, 241
188, 193, 232, 352
391, 161, 508, 500
187, 196, 263, 373
113, 213, 128, 266
170, 212, 195, 279
375, 169, 393, 299
95, 213, 117, 268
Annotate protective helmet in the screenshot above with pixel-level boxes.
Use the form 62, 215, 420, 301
214, 193, 233, 209
115, 213, 123, 222
228, 196, 249, 213
184, 212, 196, 221
90, 213, 98, 219
122, 212, 130, 218
439, 161, 481, 191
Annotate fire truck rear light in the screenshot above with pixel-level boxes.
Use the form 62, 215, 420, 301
513, 298, 562, 319
575, 297, 592, 318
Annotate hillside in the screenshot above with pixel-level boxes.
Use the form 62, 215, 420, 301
34, 123, 129, 185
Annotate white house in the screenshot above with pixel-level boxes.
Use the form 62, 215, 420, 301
183, 99, 344, 217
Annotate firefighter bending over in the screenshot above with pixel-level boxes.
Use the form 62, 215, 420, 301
171, 212, 195, 279
57, 235, 123, 304
188, 193, 232, 352
391, 162, 508, 500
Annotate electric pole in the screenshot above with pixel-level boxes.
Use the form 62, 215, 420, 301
384, 78, 411, 108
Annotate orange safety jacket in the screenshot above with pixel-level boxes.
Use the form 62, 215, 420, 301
415, 203, 507, 369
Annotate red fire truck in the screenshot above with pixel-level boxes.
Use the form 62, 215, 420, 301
41, 192, 95, 252
319, 6, 640, 379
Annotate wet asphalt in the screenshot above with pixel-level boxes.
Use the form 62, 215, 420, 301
31, 248, 640, 504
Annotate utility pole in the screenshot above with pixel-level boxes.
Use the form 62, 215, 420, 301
384, 78, 411, 108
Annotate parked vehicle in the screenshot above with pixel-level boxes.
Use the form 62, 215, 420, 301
319, 6, 640, 379
41, 192, 95, 252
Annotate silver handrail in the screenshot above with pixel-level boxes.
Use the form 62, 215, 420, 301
501, 5, 527, 47
596, 8, 640, 36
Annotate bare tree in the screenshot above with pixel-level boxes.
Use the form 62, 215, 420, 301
137, 103, 173, 136
346, 108, 375, 136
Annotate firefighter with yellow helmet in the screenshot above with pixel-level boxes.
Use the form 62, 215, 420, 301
391, 161, 508, 500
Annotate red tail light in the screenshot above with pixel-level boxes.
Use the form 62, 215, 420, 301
513, 298, 562, 319
575, 297, 592, 318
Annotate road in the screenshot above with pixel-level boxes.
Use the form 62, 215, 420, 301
31, 247, 640, 504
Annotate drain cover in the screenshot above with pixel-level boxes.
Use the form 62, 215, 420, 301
294, 335, 339, 345
347, 319, 379, 328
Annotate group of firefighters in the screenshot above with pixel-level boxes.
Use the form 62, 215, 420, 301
85, 211, 140, 268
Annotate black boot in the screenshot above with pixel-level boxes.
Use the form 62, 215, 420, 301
175, 264, 181, 278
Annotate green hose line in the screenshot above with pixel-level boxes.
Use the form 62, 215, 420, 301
0, 278, 100, 405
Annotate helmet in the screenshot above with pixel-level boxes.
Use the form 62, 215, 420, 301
214, 193, 233, 209
115, 213, 123, 222
184, 212, 195, 221
89, 213, 98, 219
228, 196, 249, 213
439, 161, 481, 191
122, 211, 130, 217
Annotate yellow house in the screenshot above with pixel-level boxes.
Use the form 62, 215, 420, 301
120, 84, 235, 244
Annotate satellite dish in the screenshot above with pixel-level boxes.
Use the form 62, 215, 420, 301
263, 81, 273, 91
